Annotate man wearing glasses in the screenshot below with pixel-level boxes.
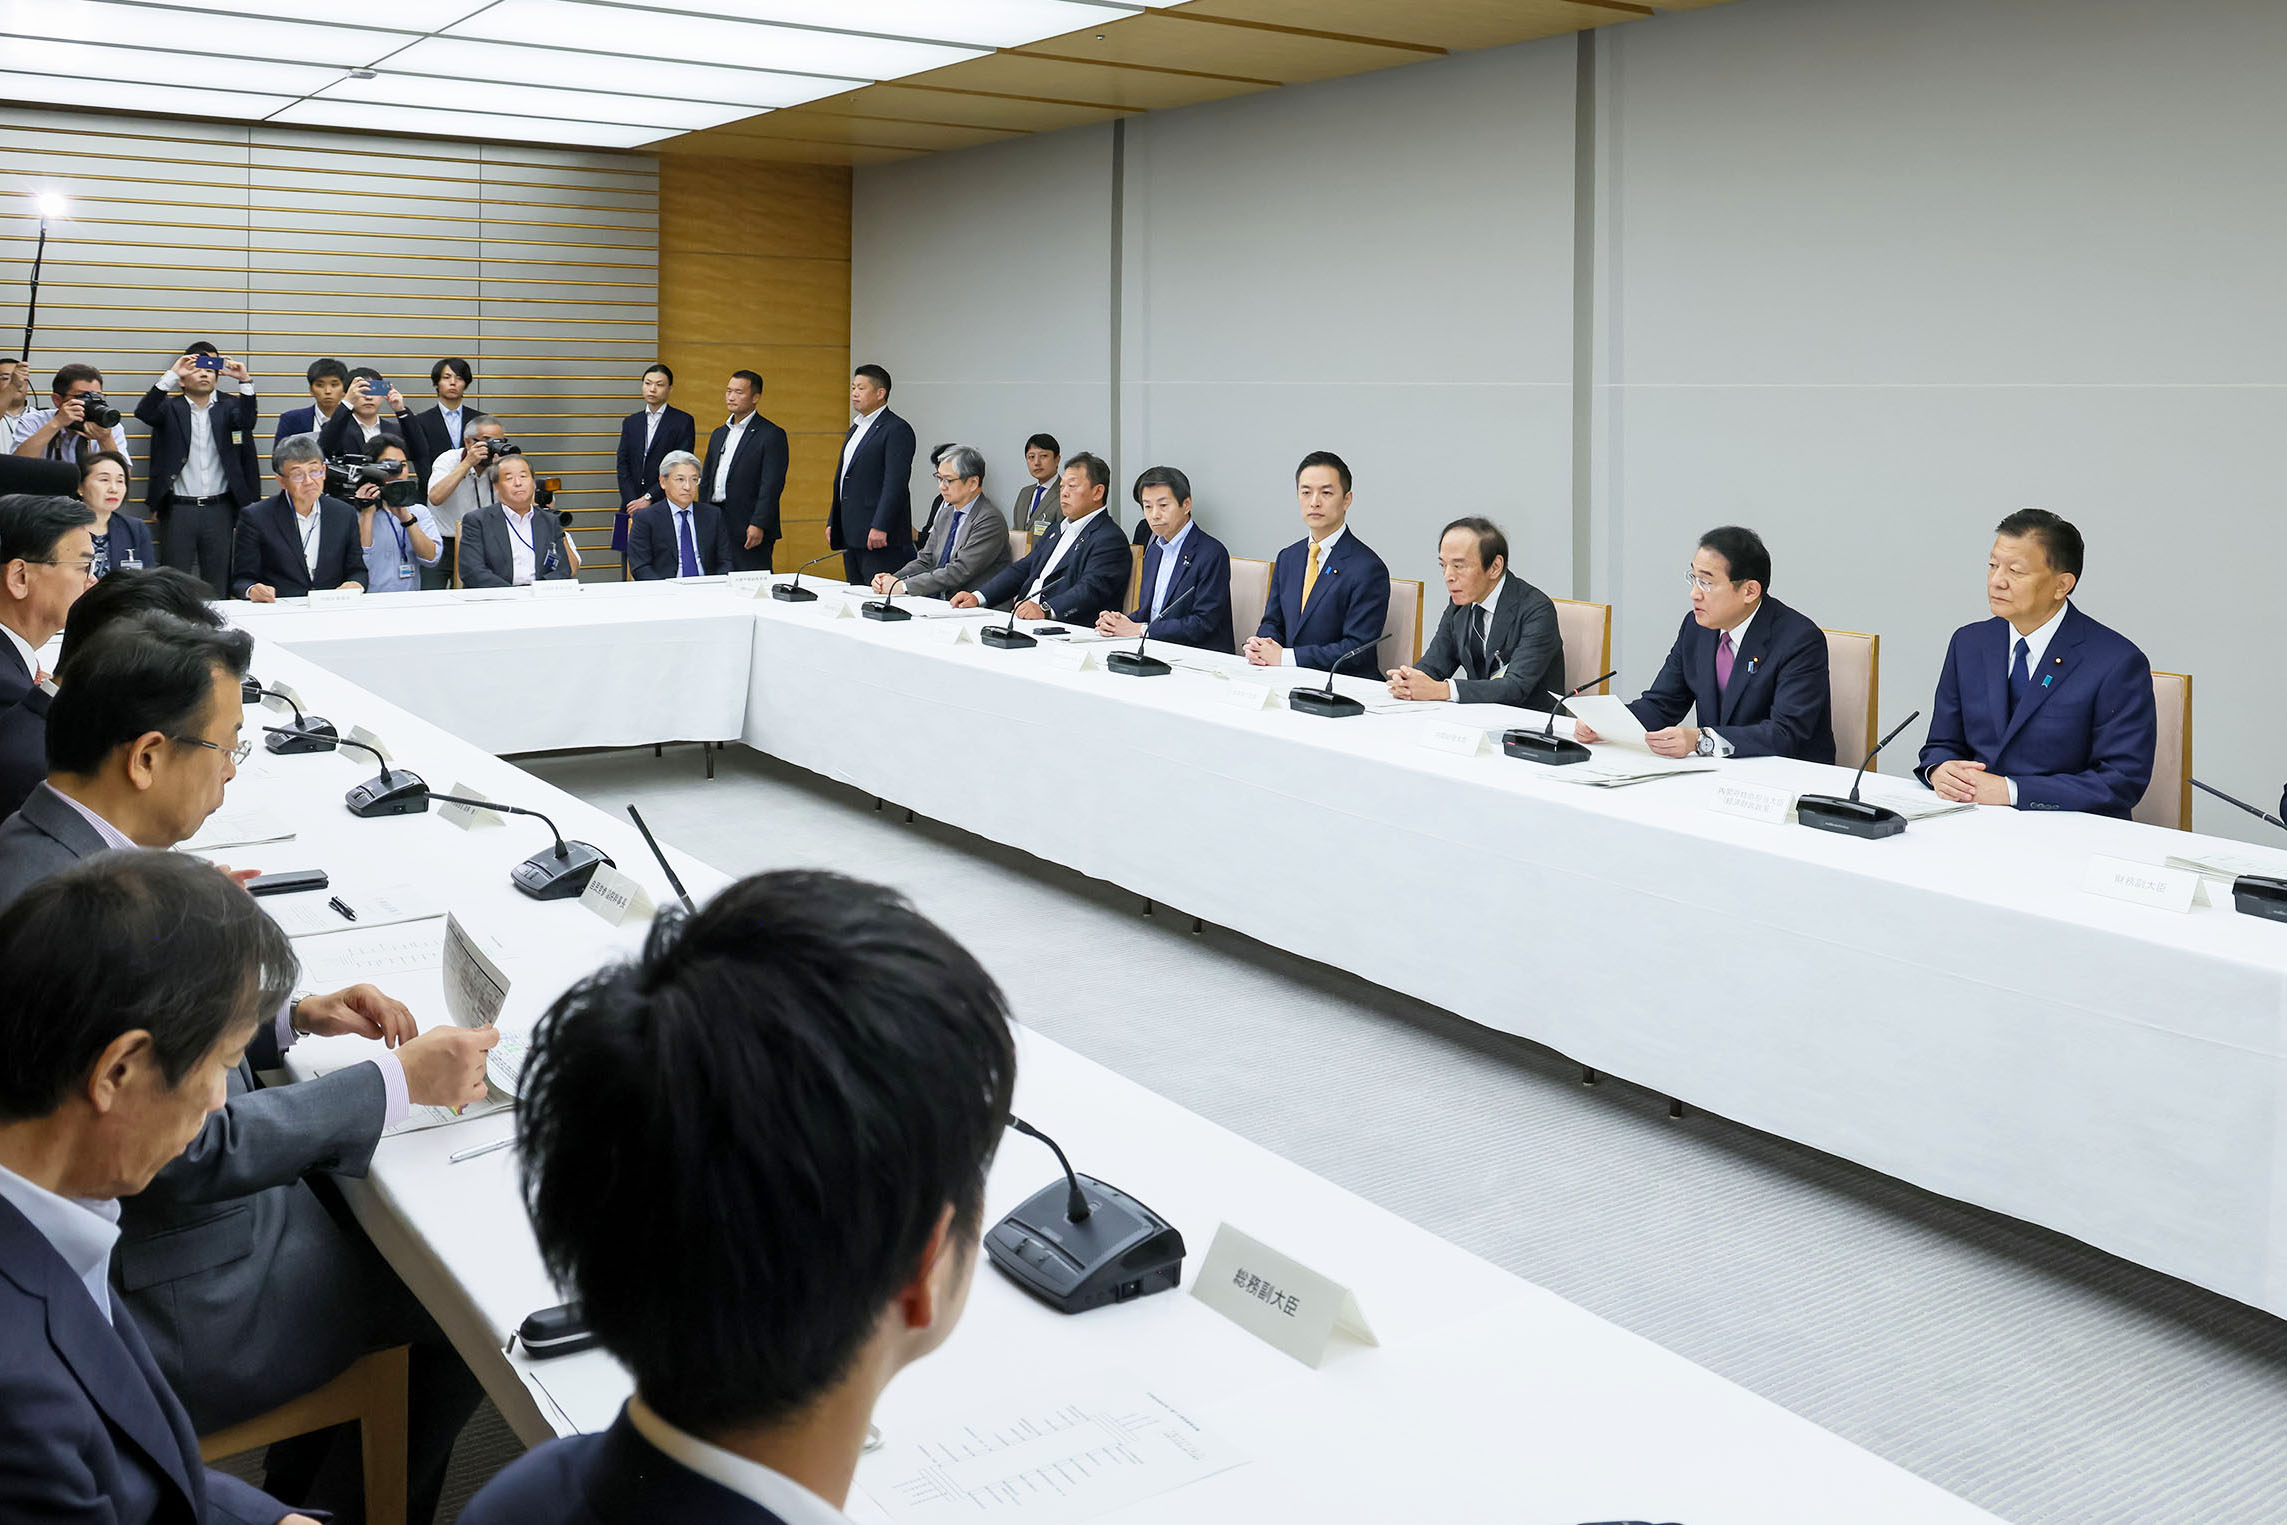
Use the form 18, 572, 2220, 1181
231, 434, 365, 602
1571, 525, 1834, 763
0, 494, 96, 716
870, 444, 1010, 599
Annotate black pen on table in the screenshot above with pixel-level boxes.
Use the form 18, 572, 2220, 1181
328, 896, 357, 921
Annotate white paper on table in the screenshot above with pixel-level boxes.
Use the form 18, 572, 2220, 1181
293, 923, 446, 989
182, 799, 297, 850
304, 1060, 512, 1136
856, 1372, 1246, 1525
265, 883, 446, 937
1856, 785, 1977, 823
1542, 757, 1718, 788
1559, 692, 1649, 750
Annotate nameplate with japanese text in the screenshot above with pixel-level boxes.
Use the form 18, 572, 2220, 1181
1192, 1223, 1376, 1369
2083, 855, 2199, 914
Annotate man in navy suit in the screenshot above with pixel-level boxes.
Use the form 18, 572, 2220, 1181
1917, 509, 2155, 816
1575, 526, 1834, 763
403, 358, 486, 486
615, 362, 698, 575
459, 871, 1017, 1525
230, 437, 364, 601
272, 357, 347, 447
699, 370, 788, 575
316, 369, 415, 458
1245, 451, 1390, 679
133, 344, 262, 597
830, 363, 916, 585
1095, 464, 1235, 653
951, 452, 1130, 625
0, 851, 317, 1525
628, 452, 735, 580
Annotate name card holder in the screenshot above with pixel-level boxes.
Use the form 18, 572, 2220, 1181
532, 578, 582, 600
830, 598, 858, 619
262, 682, 306, 715
307, 587, 363, 609
1219, 682, 1278, 712
1417, 721, 1493, 758
579, 863, 656, 926
1044, 643, 1100, 672
2083, 854, 2200, 914
1193, 1224, 1377, 1369
726, 570, 772, 593
1707, 779, 1797, 825
438, 780, 505, 830
348, 725, 392, 763
926, 619, 976, 645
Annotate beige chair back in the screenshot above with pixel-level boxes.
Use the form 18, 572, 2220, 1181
1007, 529, 1030, 562
2133, 671, 2192, 830
1377, 579, 1425, 673
1125, 544, 1145, 614
1552, 599, 1612, 696
1823, 628, 1880, 771
1227, 557, 1274, 655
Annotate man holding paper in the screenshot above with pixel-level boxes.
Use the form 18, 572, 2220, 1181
1572, 526, 1834, 763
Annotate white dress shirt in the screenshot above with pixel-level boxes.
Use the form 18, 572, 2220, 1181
643, 404, 665, 452
504, 504, 541, 585
625, 1396, 852, 1525
1025, 508, 1104, 606
1278, 523, 1348, 666
152, 372, 238, 500
712, 413, 752, 504
1996, 601, 2072, 804
1700, 601, 1758, 756
0, 401, 30, 450
438, 403, 467, 449
2, 621, 39, 687
1143, 519, 1193, 624
1440, 573, 1504, 702
426, 451, 493, 536
20, 407, 130, 464
0, 1159, 122, 1325
839, 405, 883, 484
294, 502, 323, 578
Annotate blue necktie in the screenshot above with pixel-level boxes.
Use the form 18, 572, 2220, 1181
2008, 637, 2032, 716
938, 509, 963, 567
1140, 539, 1164, 616
676, 509, 700, 577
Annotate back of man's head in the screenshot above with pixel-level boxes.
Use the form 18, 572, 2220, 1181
0, 492, 97, 572
517, 870, 1017, 1435
46, 612, 252, 778
57, 567, 223, 676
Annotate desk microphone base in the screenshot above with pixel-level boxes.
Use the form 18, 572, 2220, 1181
266, 717, 338, 755
769, 584, 818, 602
1288, 687, 1364, 718
2232, 875, 2287, 922
1105, 650, 1172, 677
1795, 795, 1907, 839
860, 601, 912, 621
345, 770, 430, 818
980, 625, 1037, 650
985, 1174, 1186, 1315
1502, 730, 1589, 764
511, 841, 612, 900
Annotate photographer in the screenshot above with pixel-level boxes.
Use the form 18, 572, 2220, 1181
133, 342, 261, 596
457, 450, 576, 588
318, 367, 415, 457
0, 357, 32, 451
425, 416, 506, 590
347, 438, 440, 594
78, 451, 153, 578
230, 434, 365, 601
12, 363, 131, 468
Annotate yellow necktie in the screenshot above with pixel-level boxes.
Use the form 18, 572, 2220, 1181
1300, 541, 1322, 612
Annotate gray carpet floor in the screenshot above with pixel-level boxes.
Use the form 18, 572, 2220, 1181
334, 741, 2286, 1523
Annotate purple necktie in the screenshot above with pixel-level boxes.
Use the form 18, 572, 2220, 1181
1715, 630, 1735, 694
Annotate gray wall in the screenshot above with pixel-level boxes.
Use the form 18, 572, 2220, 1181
854, 0, 2285, 841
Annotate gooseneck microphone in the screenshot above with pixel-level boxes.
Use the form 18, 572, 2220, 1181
986, 1116, 1186, 1315
1795, 710, 1922, 839
1502, 669, 1618, 765
980, 587, 1038, 650
1105, 579, 1204, 678
429, 793, 614, 900
2189, 779, 2287, 922
251, 684, 337, 755
1287, 633, 1392, 718
860, 576, 912, 622
626, 804, 696, 914
2193, 779, 2287, 834
263, 727, 430, 817
770, 551, 840, 603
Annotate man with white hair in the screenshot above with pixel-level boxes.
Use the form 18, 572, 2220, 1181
626, 450, 733, 580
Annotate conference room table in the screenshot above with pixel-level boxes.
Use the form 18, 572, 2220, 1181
223, 632, 2002, 1523
245, 578, 2287, 1326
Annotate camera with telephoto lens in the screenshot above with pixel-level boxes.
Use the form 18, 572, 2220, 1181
73, 392, 122, 430
325, 453, 420, 509
479, 436, 516, 463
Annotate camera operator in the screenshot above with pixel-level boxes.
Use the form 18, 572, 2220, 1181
346, 438, 440, 594
425, 415, 506, 590
0, 357, 33, 451
230, 434, 365, 602
133, 342, 261, 597
458, 450, 577, 588
319, 367, 416, 457
13, 364, 131, 468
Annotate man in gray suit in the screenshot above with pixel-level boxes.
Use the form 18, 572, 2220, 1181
456, 452, 576, 588
870, 444, 1011, 600
1385, 516, 1569, 710
0, 611, 496, 1523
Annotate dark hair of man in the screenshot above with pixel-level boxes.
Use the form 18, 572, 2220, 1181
56, 568, 223, 677
643, 362, 673, 384
51, 362, 103, 397
1698, 525, 1772, 591
79, 449, 131, 489
0, 492, 97, 565
1993, 507, 2084, 581
517, 870, 1016, 1434
306, 358, 349, 387
184, 341, 219, 358
1296, 450, 1352, 494
1132, 465, 1191, 506
0, 851, 297, 1122
345, 367, 387, 396
1062, 452, 1110, 496
854, 363, 892, 396
730, 369, 764, 396
430, 357, 473, 388
1441, 516, 1508, 572
45, 613, 254, 778
1025, 433, 1059, 458
371, 437, 409, 461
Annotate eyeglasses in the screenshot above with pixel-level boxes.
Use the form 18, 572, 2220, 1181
173, 735, 253, 765
932, 473, 961, 485
30, 555, 97, 577
1684, 572, 1732, 593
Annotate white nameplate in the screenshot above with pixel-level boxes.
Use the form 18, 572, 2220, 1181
261, 682, 305, 714
347, 724, 392, 764
1044, 643, 1099, 672
532, 578, 582, 599
1192, 1224, 1377, 1369
306, 586, 363, 609
1417, 720, 1492, 758
1707, 779, 1797, 825
926, 619, 975, 645
726, 570, 772, 591
1219, 682, 1278, 711
437, 780, 505, 830
2083, 854, 2200, 914
579, 863, 655, 927
830, 597, 857, 619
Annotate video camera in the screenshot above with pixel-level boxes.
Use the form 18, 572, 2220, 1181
325, 452, 421, 510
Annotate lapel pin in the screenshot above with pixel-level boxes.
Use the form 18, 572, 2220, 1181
1747, 656, 1760, 674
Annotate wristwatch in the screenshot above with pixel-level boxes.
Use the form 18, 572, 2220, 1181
1694, 732, 1718, 758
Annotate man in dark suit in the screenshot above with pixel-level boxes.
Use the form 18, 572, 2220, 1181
1096, 464, 1235, 653
230, 436, 364, 601
627, 451, 735, 580
459, 872, 1016, 1525
616, 363, 698, 575
0, 851, 317, 1525
459, 452, 577, 587
950, 452, 1129, 625
133, 344, 262, 597
403, 357, 485, 485
699, 369, 787, 574
830, 363, 916, 585
1012, 432, 1062, 537
1917, 509, 2155, 816
0, 492, 95, 710
316, 368, 415, 457
1576, 525, 1834, 763
1246, 451, 1391, 679
871, 443, 1010, 600
0, 612, 494, 1522
1386, 516, 1567, 709
272, 357, 348, 447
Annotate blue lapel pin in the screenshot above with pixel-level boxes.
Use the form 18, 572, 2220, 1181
1747, 656, 1760, 675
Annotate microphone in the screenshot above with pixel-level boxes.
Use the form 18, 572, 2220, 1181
1795, 710, 1922, 839
1105, 577, 1204, 678
1502, 669, 1618, 765
249, 684, 337, 755
860, 575, 912, 622
979, 585, 1037, 649
625, 804, 695, 914
429, 793, 614, 900
1287, 633, 1391, 718
985, 1115, 1186, 1315
263, 727, 429, 818
2188, 779, 2287, 922
769, 551, 839, 603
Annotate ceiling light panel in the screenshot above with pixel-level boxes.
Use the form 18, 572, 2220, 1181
0, 38, 346, 94
321, 71, 743, 131
0, 69, 296, 120
383, 36, 855, 108
1, 0, 410, 67
271, 97, 667, 148
669, 0, 1141, 50
445, 0, 986, 79
171, 0, 494, 27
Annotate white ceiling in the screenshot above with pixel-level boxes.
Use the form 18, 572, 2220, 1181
0, 0, 1182, 150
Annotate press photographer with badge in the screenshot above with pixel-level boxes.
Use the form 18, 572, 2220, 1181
458, 449, 578, 588
77, 450, 151, 579
342, 438, 440, 595
230, 434, 366, 602
426, 416, 508, 590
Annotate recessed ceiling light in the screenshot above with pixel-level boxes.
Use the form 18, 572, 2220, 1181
322, 71, 744, 131
384, 36, 856, 108
0, 67, 298, 120
444, 0, 984, 79
2, 0, 409, 67
272, 96, 668, 148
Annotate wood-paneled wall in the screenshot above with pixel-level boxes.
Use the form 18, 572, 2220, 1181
656, 158, 851, 570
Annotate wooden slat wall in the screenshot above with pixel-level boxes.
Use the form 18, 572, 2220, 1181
0, 108, 657, 573
657, 157, 851, 571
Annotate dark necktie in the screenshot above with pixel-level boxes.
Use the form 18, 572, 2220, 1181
676, 509, 699, 577
1463, 603, 1489, 681
937, 509, 964, 568
2009, 637, 2032, 716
